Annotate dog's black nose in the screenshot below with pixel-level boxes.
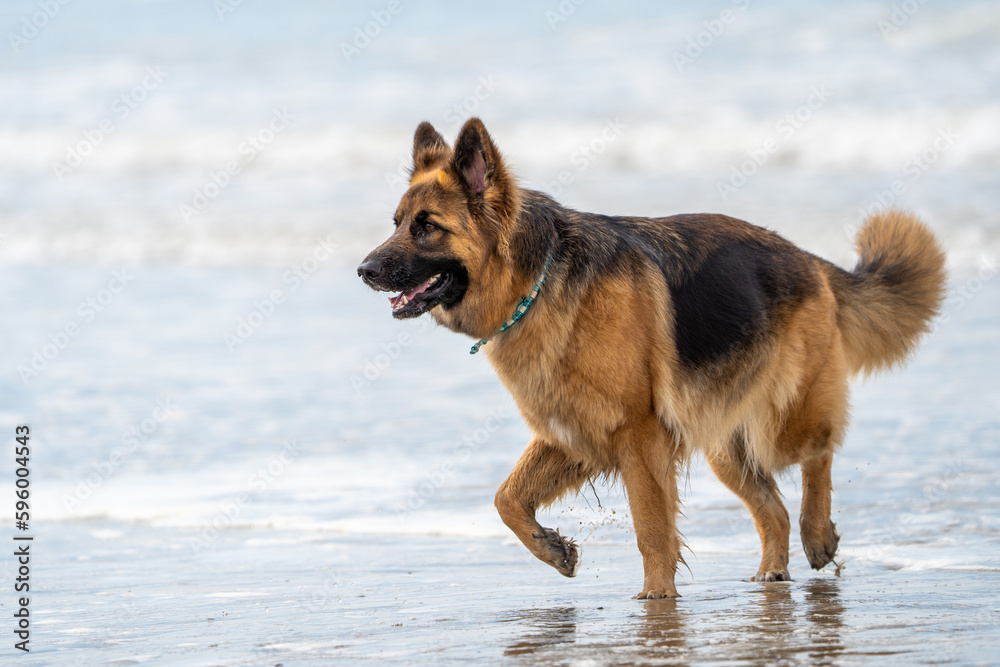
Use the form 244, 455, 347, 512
357, 259, 383, 281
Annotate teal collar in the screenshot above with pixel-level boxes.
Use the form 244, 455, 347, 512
470, 251, 554, 355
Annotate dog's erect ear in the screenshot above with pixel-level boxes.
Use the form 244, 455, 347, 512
412, 122, 450, 172
451, 118, 517, 207
451, 118, 521, 258
452, 118, 494, 197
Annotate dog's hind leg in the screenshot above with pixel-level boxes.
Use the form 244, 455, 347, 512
495, 439, 591, 577
706, 441, 791, 582
776, 347, 848, 572
799, 450, 840, 570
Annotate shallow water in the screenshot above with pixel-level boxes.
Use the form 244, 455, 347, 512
24, 525, 1000, 665
1, 0, 998, 268
1, 264, 998, 664
2, 0, 999, 663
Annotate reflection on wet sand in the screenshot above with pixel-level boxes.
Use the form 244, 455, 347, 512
747, 581, 797, 662
734, 579, 846, 665
803, 578, 846, 664
502, 599, 690, 665
638, 598, 687, 649
502, 579, 848, 665
502, 607, 578, 658
636, 598, 689, 663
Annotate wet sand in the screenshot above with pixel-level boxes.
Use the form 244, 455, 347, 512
5, 265, 998, 666
22, 524, 1000, 666
3, 0, 999, 662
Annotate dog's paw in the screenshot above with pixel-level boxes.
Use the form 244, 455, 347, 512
632, 588, 680, 600
537, 527, 580, 577
751, 570, 791, 582
803, 520, 840, 570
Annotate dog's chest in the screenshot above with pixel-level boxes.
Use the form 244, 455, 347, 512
491, 356, 620, 460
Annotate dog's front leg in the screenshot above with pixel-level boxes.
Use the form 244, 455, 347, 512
495, 438, 590, 577
620, 430, 682, 599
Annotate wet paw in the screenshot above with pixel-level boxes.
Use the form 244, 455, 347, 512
633, 588, 680, 600
803, 520, 840, 570
751, 570, 791, 582
536, 527, 580, 577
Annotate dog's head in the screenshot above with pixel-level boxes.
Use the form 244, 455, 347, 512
358, 119, 521, 330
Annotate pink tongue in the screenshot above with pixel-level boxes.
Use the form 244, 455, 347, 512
389, 276, 435, 309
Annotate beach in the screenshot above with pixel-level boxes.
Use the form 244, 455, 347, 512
2, 0, 999, 663
2, 263, 998, 665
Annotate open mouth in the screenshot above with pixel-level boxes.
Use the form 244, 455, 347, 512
389, 272, 453, 318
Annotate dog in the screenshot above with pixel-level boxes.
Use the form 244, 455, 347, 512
358, 118, 946, 598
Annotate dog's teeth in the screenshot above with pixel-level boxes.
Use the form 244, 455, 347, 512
401, 296, 409, 306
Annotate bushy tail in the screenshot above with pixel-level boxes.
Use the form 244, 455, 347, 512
827, 210, 946, 375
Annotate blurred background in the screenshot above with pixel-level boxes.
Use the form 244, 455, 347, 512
1, 0, 998, 662
1, 0, 997, 267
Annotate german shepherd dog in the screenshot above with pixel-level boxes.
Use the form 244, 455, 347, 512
358, 118, 945, 598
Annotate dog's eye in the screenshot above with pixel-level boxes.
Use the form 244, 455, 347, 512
413, 220, 437, 238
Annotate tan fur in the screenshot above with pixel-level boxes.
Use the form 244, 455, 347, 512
830, 210, 947, 375
363, 119, 946, 598
480, 259, 852, 594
